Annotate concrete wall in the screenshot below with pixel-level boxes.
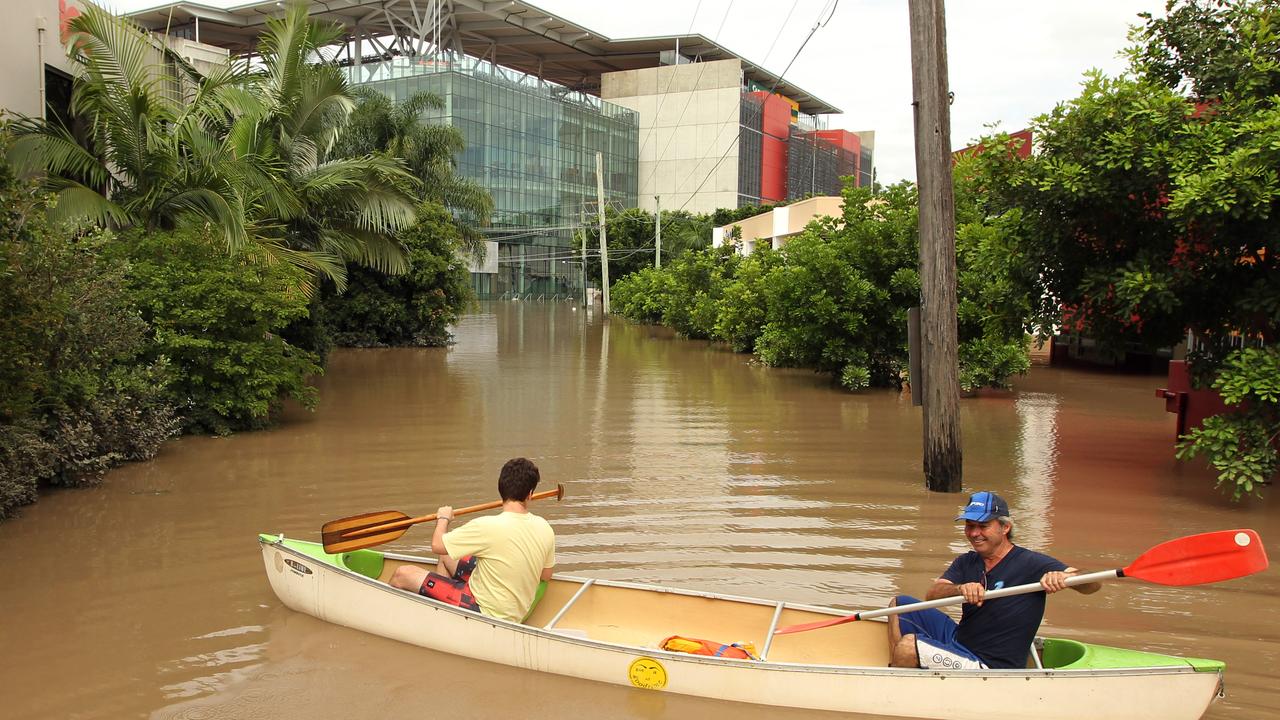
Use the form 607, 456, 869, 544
1, 1, 229, 121
0, 0, 77, 120
602, 58, 742, 215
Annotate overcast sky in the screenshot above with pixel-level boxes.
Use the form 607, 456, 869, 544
112, 0, 1165, 184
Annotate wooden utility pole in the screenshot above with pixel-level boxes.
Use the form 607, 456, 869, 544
654, 195, 662, 268
909, 0, 962, 493
595, 151, 610, 314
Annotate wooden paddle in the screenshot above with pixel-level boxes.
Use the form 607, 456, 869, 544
774, 528, 1269, 635
321, 484, 565, 554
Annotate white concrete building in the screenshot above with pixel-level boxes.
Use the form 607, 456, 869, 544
712, 195, 845, 255
1, 1, 228, 123
602, 59, 745, 215
1, 0, 79, 121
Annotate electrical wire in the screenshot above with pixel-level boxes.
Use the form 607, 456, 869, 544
760, 0, 801, 68
635, 0, 706, 184
676, 0, 840, 214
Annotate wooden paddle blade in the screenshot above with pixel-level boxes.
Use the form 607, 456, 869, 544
322, 510, 411, 554
1123, 529, 1269, 586
322, 510, 409, 535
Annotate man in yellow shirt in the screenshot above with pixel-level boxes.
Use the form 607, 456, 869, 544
389, 458, 556, 623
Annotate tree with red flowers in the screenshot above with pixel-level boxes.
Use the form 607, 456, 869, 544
967, 0, 1279, 498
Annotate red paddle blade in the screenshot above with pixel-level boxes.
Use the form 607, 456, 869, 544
1124, 529, 1269, 586
773, 614, 858, 635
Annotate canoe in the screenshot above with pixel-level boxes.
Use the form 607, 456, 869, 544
259, 533, 1226, 720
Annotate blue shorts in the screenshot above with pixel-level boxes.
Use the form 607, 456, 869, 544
894, 595, 986, 670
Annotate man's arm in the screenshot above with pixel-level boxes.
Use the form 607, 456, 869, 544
1042, 567, 1102, 594
430, 505, 454, 557
925, 578, 988, 606
540, 567, 554, 581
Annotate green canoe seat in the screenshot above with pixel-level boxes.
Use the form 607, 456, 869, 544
1042, 638, 1225, 673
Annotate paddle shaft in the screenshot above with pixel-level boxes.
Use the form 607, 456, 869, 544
339, 486, 563, 541
771, 528, 1269, 635
854, 570, 1117, 621
773, 571, 1116, 635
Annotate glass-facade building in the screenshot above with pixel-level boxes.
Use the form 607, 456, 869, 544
345, 57, 639, 299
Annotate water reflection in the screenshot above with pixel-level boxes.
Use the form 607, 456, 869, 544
1013, 392, 1061, 549
0, 302, 1274, 720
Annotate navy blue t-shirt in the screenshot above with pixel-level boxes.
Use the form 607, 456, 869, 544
941, 545, 1067, 668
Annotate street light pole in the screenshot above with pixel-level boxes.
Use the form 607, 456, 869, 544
596, 151, 610, 314
655, 195, 662, 268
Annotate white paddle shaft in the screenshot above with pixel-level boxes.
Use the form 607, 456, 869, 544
855, 570, 1120, 621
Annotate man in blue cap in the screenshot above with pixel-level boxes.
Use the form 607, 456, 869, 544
885, 491, 1101, 669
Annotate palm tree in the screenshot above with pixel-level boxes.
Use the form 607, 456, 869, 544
7, 2, 420, 292
229, 4, 421, 288
334, 88, 494, 252
7, 4, 250, 249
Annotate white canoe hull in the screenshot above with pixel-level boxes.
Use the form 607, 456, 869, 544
260, 536, 1223, 720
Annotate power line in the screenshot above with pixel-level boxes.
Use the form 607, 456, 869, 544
676, 0, 840, 214
760, 0, 801, 68
635, 0, 705, 183
640, 0, 739, 194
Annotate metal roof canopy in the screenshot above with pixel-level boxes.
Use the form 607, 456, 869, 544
126, 0, 842, 115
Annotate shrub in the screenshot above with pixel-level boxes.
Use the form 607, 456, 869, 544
323, 201, 473, 347
611, 180, 1034, 393
714, 248, 778, 353
958, 337, 1032, 393
612, 266, 676, 324
0, 147, 177, 517
113, 228, 321, 435
1177, 347, 1280, 500
661, 246, 740, 339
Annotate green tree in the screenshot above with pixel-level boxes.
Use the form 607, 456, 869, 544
0, 141, 176, 518
968, 0, 1280, 497
580, 207, 712, 286
335, 88, 494, 248
322, 202, 474, 347
231, 4, 420, 290
6, 4, 251, 248
7, 3, 419, 293
112, 228, 321, 435
1130, 0, 1280, 100
613, 181, 1032, 392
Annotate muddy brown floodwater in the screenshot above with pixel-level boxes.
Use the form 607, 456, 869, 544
0, 302, 1276, 720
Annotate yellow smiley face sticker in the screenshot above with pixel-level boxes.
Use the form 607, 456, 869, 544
627, 657, 667, 689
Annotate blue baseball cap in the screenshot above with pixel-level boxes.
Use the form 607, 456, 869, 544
955, 491, 1010, 522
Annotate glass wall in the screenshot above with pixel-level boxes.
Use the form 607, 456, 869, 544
859, 147, 874, 188
737, 96, 764, 207
345, 58, 639, 299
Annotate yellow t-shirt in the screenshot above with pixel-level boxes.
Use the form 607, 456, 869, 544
443, 511, 556, 622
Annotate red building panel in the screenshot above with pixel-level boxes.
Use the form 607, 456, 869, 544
815, 129, 862, 185
749, 91, 792, 203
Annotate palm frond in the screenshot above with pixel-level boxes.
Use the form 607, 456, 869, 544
323, 227, 410, 275
6, 117, 111, 189
155, 187, 249, 254
259, 239, 347, 295
293, 66, 355, 154
43, 180, 130, 227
